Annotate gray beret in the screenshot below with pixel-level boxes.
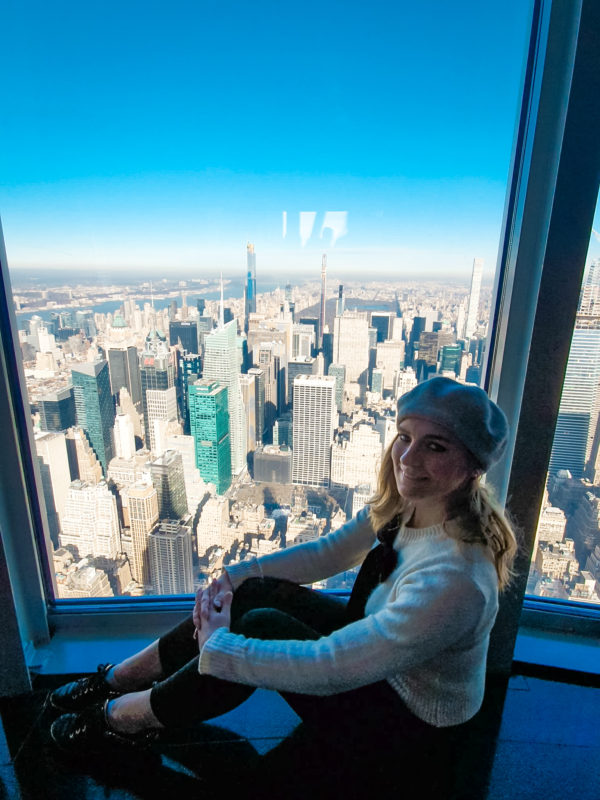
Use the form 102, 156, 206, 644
396, 376, 508, 470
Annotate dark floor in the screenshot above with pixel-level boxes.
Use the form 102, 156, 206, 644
0, 669, 598, 800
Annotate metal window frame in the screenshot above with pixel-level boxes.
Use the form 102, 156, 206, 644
483, 0, 600, 672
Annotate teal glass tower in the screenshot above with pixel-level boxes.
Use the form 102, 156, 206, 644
189, 379, 232, 495
71, 360, 115, 476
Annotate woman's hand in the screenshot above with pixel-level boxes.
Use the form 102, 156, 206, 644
194, 579, 233, 651
193, 570, 233, 638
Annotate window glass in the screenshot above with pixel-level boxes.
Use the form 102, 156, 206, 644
527, 193, 600, 606
0, 1, 530, 600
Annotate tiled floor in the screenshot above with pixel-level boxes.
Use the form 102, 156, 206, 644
0, 671, 598, 799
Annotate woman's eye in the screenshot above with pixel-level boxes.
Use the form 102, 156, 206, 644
427, 442, 446, 452
397, 433, 410, 443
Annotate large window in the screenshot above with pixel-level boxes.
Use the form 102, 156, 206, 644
0, 1, 530, 606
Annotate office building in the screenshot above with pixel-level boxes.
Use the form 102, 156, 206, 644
550, 322, 600, 478
328, 363, 346, 412
333, 312, 370, 384
107, 346, 142, 409
113, 410, 136, 460
254, 445, 292, 484
375, 340, 405, 390
169, 320, 199, 354
149, 519, 194, 595
440, 344, 463, 376
145, 385, 179, 455
239, 372, 257, 456
140, 330, 176, 449
189, 379, 232, 495
292, 375, 336, 488
177, 352, 202, 434
203, 315, 247, 475
38, 386, 76, 432
127, 483, 159, 586
71, 360, 115, 476
150, 449, 189, 521
370, 312, 396, 343
292, 324, 315, 359
35, 431, 70, 547
331, 423, 383, 489
287, 357, 317, 407
59, 480, 121, 560
247, 367, 265, 445
336, 284, 345, 317
196, 495, 229, 556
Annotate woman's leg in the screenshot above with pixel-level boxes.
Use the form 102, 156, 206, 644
108, 577, 348, 732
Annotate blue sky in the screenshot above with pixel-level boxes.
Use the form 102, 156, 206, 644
0, 0, 536, 280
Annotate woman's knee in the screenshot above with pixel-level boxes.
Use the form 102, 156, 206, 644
234, 608, 319, 641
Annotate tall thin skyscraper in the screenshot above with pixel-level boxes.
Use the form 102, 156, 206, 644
292, 374, 337, 488
203, 310, 247, 475
244, 243, 257, 333
319, 254, 327, 349
71, 360, 115, 476
465, 258, 484, 339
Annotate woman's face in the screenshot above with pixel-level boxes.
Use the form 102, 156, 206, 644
391, 416, 477, 512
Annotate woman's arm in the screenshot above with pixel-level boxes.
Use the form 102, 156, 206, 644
225, 505, 377, 590
199, 566, 491, 695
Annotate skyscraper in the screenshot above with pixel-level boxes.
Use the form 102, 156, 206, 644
35, 431, 70, 547
39, 387, 76, 432
107, 346, 142, 409
465, 257, 484, 339
328, 363, 346, 412
333, 312, 370, 384
146, 385, 179, 455
189, 378, 232, 495
71, 360, 115, 476
127, 483, 159, 586
549, 322, 600, 478
244, 243, 257, 333
336, 284, 345, 317
149, 519, 194, 595
319, 254, 327, 349
113, 409, 136, 460
292, 374, 337, 488
60, 480, 121, 560
150, 449, 189, 520
177, 351, 202, 435
169, 320, 199, 354
203, 316, 247, 475
139, 330, 176, 449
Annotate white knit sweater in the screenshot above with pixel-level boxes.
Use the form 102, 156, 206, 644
198, 506, 499, 727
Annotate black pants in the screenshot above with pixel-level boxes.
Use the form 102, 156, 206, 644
149, 577, 445, 746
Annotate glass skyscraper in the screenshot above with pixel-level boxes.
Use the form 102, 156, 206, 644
189, 379, 232, 495
70, 361, 115, 476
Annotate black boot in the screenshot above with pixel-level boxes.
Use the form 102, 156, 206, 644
50, 664, 121, 712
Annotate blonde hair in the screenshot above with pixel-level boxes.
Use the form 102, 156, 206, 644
369, 435, 518, 591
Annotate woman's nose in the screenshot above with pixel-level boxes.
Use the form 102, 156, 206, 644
400, 442, 419, 465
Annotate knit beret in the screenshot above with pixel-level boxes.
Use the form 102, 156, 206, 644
396, 376, 508, 471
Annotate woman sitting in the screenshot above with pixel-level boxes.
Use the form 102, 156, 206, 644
49, 376, 517, 767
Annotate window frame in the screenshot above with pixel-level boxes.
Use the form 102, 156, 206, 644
0, 0, 599, 680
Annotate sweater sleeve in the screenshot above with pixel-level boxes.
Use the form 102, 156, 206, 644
225, 505, 376, 589
199, 565, 488, 695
